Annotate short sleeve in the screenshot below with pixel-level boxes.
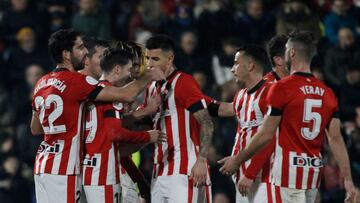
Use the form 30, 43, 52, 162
71, 73, 102, 101
175, 74, 208, 113
266, 83, 287, 115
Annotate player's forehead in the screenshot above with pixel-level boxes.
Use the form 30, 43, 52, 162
234, 51, 246, 61
145, 48, 163, 56
73, 36, 83, 48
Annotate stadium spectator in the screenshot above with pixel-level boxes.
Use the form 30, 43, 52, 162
72, 0, 112, 40
236, 0, 275, 45
324, 0, 359, 44
323, 27, 360, 87
276, 0, 322, 41
175, 31, 210, 76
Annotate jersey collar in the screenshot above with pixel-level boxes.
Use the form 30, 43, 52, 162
293, 72, 314, 77
248, 79, 265, 94
52, 67, 70, 72
271, 71, 281, 81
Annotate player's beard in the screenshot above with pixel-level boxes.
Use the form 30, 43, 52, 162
71, 54, 85, 71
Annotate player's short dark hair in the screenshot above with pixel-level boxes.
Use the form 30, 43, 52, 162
267, 35, 288, 67
288, 30, 317, 62
145, 35, 175, 53
83, 37, 109, 58
237, 45, 270, 70
48, 29, 82, 63
100, 48, 133, 73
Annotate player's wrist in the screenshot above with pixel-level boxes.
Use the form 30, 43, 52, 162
198, 155, 207, 162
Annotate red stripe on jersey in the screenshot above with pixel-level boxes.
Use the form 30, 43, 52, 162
84, 167, 93, 185
178, 109, 189, 174
157, 144, 164, 176
45, 153, 55, 173
105, 185, 113, 203
99, 153, 109, 185
266, 183, 273, 203
188, 178, 193, 202
59, 142, 70, 174
205, 184, 211, 203
296, 154, 304, 189
67, 175, 76, 203
275, 186, 282, 203
316, 168, 323, 187
165, 116, 174, 175
281, 150, 290, 187
307, 168, 315, 188
114, 146, 120, 184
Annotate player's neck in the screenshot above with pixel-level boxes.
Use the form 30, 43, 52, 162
165, 66, 175, 78
246, 73, 263, 90
290, 62, 311, 75
56, 61, 75, 72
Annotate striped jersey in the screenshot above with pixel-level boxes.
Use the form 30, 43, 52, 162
267, 72, 339, 189
231, 79, 273, 183
82, 81, 150, 186
32, 68, 102, 175
146, 70, 209, 177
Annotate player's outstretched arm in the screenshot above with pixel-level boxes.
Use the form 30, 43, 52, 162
30, 111, 43, 135
218, 102, 236, 117
190, 109, 214, 186
207, 100, 235, 117
96, 68, 165, 103
218, 115, 280, 175
327, 118, 357, 203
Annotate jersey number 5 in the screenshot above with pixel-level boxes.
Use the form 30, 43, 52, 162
301, 99, 322, 140
34, 94, 66, 134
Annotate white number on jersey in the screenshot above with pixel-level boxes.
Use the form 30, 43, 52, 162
85, 103, 97, 143
301, 99, 322, 140
34, 94, 66, 134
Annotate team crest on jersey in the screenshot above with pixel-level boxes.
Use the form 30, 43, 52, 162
113, 102, 123, 110
86, 76, 99, 85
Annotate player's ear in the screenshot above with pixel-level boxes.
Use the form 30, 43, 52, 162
167, 53, 174, 65
290, 48, 295, 58
248, 61, 255, 72
62, 50, 71, 61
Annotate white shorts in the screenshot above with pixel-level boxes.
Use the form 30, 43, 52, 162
83, 184, 121, 203
151, 174, 212, 203
120, 172, 139, 203
34, 173, 81, 203
235, 182, 273, 203
271, 185, 318, 203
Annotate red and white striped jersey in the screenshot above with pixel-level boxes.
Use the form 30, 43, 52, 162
263, 71, 281, 83
231, 79, 274, 183
82, 81, 150, 186
267, 72, 339, 189
146, 71, 210, 177
32, 68, 102, 175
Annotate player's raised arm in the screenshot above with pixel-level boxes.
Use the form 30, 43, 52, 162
95, 67, 165, 103
327, 118, 357, 202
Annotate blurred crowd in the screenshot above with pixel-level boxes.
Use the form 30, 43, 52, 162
0, 0, 359, 202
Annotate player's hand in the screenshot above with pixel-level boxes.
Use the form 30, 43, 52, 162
344, 179, 357, 203
147, 130, 166, 144
218, 155, 241, 176
144, 93, 161, 115
237, 176, 253, 197
190, 156, 207, 187
144, 67, 165, 81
